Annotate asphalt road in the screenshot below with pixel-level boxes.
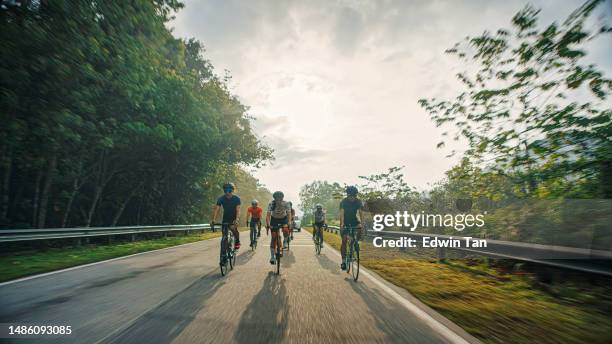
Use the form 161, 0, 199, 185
0, 230, 468, 344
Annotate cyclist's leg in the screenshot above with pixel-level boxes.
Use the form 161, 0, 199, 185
318, 225, 324, 246
257, 220, 261, 237
269, 230, 278, 263
341, 232, 348, 258
230, 224, 240, 248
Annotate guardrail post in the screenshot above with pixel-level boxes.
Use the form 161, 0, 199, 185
108, 236, 113, 245
131, 234, 136, 242
74, 238, 81, 247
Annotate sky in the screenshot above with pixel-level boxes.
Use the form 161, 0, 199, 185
170, 0, 612, 209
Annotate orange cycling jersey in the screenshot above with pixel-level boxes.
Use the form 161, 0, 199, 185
248, 206, 263, 219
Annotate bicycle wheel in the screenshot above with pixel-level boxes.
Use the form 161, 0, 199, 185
220, 237, 228, 276
346, 243, 353, 274
228, 233, 235, 270
276, 245, 281, 275
351, 240, 360, 281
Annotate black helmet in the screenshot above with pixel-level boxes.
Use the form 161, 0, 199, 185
251, 199, 258, 206
272, 191, 284, 200
346, 185, 358, 196
222, 182, 235, 192
288, 201, 293, 208
316, 204, 323, 209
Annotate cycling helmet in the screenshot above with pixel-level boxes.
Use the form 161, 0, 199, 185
222, 182, 235, 192
272, 191, 284, 200
316, 204, 323, 209
251, 200, 258, 206
288, 201, 293, 208
346, 185, 358, 196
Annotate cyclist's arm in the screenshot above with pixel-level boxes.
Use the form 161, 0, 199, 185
212, 205, 220, 224
339, 208, 344, 228
234, 205, 241, 225
288, 210, 293, 228
246, 209, 251, 225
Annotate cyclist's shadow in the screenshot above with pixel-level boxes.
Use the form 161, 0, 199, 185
234, 272, 289, 343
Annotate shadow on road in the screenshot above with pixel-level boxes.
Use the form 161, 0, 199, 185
107, 271, 225, 344
348, 280, 444, 344
236, 249, 256, 266
234, 272, 289, 343
282, 249, 296, 268
316, 254, 342, 275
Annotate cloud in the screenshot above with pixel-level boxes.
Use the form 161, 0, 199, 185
171, 0, 611, 205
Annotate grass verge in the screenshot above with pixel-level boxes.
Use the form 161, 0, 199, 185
0, 229, 241, 283
306, 228, 612, 344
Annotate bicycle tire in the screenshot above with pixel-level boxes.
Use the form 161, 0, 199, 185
351, 240, 360, 281
315, 238, 321, 255
220, 236, 228, 276
228, 232, 235, 270
346, 243, 353, 274
276, 246, 281, 275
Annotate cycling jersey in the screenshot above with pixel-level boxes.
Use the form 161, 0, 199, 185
268, 200, 291, 219
216, 195, 241, 223
340, 197, 363, 227
248, 206, 263, 219
314, 209, 325, 223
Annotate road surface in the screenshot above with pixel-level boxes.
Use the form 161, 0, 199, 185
0, 230, 472, 343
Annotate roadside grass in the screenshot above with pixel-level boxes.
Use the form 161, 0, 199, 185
0, 229, 248, 283
306, 228, 612, 344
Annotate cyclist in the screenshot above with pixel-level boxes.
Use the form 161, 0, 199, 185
266, 191, 292, 265
246, 200, 263, 247
212, 182, 241, 250
339, 185, 364, 270
312, 204, 326, 247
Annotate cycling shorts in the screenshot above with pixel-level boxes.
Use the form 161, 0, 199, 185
270, 217, 288, 232
314, 221, 325, 228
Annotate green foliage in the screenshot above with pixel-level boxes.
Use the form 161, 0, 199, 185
418, 0, 612, 198
0, 1, 272, 228
298, 181, 343, 224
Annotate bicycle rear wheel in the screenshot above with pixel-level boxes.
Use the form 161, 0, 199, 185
276, 246, 281, 275
351, 240, 360, 281
228, 233, 235, 270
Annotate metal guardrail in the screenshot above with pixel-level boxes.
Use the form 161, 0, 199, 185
0, 224, 211, 243
324, 225, 612, 277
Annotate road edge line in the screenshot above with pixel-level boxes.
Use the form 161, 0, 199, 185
0, 236, 216, 287
326, 245, 479, 344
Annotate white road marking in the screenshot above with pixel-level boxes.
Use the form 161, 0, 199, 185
326, 246, 471, 344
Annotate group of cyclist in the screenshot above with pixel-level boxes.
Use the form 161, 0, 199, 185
212, 182, 364, 271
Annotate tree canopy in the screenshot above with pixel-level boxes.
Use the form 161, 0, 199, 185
0, 0, 272, 228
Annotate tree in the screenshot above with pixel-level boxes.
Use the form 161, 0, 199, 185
418, 0, 612, 199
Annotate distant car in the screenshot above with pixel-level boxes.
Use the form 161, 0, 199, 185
293, 216, 301, 232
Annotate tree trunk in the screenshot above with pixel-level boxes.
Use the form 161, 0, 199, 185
61, 161, 87, 228
110, 185, 140, 226
37, 154, 57, 228
61, 178, 79, 228
86, 151, 114, 227
32, 169, 43, 228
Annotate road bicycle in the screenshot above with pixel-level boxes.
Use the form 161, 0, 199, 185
213, 223, 237, 276
269, 224, 283, 275
313, 223, 323, 255
343, 225, 361, 281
